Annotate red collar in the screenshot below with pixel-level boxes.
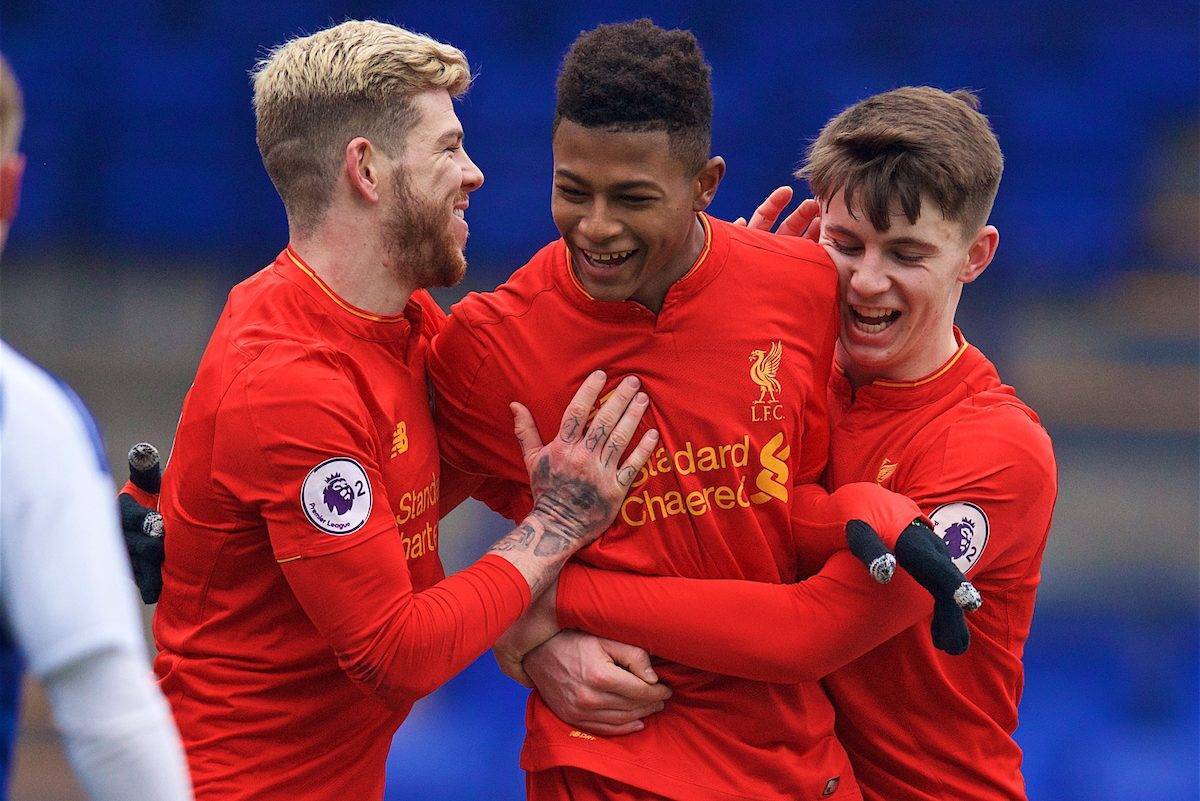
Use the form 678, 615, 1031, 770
275, 246, 423, 348
554, 213, 728, 321
833, 327, 987, 409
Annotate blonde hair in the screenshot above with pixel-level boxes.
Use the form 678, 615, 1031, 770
252, 20, 471, 228
0, 53, 24, 156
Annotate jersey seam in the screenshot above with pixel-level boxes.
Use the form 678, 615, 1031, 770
728, 234, 837, 274
453, 282, 561, 331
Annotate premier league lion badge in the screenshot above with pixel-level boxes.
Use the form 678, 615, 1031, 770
929, 501, 989, 575
301, 457, 372, 535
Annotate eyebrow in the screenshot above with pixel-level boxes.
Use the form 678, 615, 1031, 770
554, 168, 662, 193
826, 224, 939, 251
435, 129, 463, 147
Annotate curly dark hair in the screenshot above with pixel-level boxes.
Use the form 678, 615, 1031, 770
554, 19, 712, 171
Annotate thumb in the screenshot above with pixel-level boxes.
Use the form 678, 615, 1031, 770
602, 639, 659, 683
510, 402, 544, 464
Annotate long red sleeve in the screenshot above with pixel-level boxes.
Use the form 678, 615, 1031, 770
285, 545, 529, 706
790, 481, 926, 576
556, 553, 929, 684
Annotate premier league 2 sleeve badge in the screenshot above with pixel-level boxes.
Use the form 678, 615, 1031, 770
301, 457, 373, 535
929, 501, 989, 575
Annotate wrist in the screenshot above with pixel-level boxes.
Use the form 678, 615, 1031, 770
525, 504, 590, 552
529, 488, 603, 545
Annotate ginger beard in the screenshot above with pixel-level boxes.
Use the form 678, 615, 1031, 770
386, 170, 467, 290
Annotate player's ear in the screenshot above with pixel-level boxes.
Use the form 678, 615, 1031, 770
344, 137, 382, 204
959, 224, 998, 285
0, 154, 25, 225
691, 155, 725, 211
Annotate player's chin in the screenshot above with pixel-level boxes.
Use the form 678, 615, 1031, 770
438, 252, 468, 288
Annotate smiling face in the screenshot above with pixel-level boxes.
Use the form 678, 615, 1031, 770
386, 89, 483, 287
551, 120, 722, 310
820, 192, 998, 385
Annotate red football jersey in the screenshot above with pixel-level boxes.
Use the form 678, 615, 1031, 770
822, 333, 1056, 801
155, 248, 529, 801
430, 214, 865, 801
554, 331, 1057, 801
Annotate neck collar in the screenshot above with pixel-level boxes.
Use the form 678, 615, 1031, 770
833, 327, 982, 408
277, 246, 423, 346
554, 213, 728, 320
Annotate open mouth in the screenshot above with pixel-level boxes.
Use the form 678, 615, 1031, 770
849, 304, 901, 333
450, 205, 469, 238
581, 248, 638, 270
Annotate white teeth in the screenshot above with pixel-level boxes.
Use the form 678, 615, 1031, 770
584, 249, 634, 262
453, 209, 465, 219
852, 305, 896, 318
850, 304, 899, 334
856, 319, 891, 334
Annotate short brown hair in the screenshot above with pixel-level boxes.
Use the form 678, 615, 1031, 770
0, 53, 24, 156
252, 20, 471, 229
799, 87, 1003, 234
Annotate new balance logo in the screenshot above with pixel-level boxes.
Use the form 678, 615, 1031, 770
390, 421, 409, 458
876, 458, 898, 484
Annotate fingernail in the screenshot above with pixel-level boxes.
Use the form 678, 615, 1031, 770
633, 721, 644, 731
635, 392, 648, 405
624, 375, 640, 388
644, 668, 658, 681
648, 429, 659, 440
592, 370, 606, 380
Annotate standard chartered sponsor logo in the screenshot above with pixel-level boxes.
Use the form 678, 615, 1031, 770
400, 521, 439, 560
630, 436, 751, 488
394, 472, 440, 524
388, 472, 441, 561
620, 433, 791, 527
750, 432, 790, 504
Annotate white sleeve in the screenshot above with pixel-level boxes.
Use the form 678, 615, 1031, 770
43, 648, 193, 801
0, 344, 145, 677
0, 343, 190, 798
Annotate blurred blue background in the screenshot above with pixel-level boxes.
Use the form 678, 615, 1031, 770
2, 2, 1197, 800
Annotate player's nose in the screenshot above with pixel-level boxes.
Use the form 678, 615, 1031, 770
459, 148, 484, 192
848, 253, 890, 296
578, 200, 621, 243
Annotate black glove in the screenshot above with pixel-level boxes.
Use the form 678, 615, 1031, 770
846, 518, 982, 656
117, 443, 166, 604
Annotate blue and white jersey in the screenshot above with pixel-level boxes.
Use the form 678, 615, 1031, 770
0, 340, 145, 794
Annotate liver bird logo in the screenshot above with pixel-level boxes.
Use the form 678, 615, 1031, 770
749, 341, 783, 404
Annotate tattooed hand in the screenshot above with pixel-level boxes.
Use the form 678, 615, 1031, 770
487, 371, 658, 596
517, 371, 658, 547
